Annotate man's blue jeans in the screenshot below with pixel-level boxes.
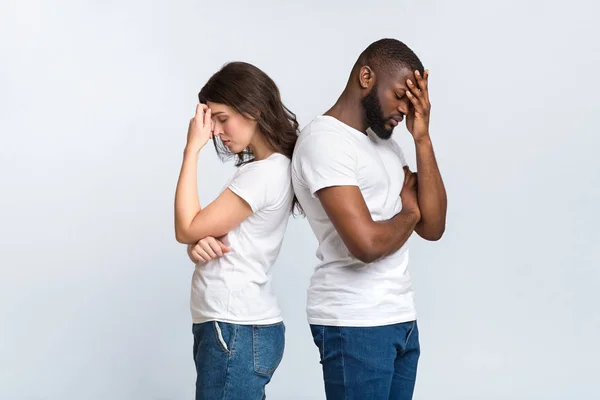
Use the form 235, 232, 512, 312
192, 321, 285, 400
310, 321, 420, 400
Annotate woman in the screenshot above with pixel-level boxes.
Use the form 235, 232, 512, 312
174, 62, 300, 399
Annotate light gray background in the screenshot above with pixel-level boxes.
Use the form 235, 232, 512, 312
1, 0, 599, 399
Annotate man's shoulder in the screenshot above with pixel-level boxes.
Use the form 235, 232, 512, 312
296, 117, 357, 154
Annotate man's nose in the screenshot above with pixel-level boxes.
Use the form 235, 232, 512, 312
397, 98, 411, 113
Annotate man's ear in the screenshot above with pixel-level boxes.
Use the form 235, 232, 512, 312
358, 65, 375, 90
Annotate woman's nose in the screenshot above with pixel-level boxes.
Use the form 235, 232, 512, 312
211, 121, 223, 136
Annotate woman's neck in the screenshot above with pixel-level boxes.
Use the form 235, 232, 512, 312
249, 133, 275, 161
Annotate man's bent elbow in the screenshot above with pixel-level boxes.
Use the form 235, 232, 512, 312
347, 240, 382, 264
428, 231, 444, 241
418, 225, 445, 241
350, 250, 379, 264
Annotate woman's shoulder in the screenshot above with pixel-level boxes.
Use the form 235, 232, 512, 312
235, 153, 290, 184
233, 153, 292, 208
239, 153, 289, 172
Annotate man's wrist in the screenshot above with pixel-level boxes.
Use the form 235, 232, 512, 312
413, 133, 432, 146
400, 207, 421, 225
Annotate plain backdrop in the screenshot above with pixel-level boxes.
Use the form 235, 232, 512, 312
1, 0, 599, 399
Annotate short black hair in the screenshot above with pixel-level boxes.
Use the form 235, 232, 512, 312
353, 38, 424, 77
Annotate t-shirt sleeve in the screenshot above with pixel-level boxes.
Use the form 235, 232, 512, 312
228, 163, 268, 213
392, 139, 408, 167
297, 133, 359, 197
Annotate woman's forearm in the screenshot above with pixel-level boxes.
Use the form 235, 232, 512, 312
174, 149, 202, 243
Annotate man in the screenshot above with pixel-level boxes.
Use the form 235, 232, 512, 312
291, 38, 447, 399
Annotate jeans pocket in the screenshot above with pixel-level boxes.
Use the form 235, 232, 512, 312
309, 325, 325, 361
213, 321, 232, 354
253, 322, 285, 376
404, 320, 418, 348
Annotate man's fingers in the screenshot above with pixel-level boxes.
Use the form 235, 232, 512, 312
403, 166, 412, 185
411, 172, 418, 187
408, 72, 431, 113
405, 87, 422, 111
406, 78, 419, 93
412, 174, 419, 189
421, 69, 430, 103
406, 172, 418, 188
415, 70, 428, 92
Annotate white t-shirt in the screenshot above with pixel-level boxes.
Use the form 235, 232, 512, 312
292, 116, 416, 327
190, 153, 293, 325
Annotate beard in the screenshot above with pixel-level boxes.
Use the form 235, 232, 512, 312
361, 84, 393, 140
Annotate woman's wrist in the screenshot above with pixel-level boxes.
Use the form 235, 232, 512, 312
184, 145, 202, 157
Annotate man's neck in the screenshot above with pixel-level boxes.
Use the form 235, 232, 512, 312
324, 90, 367, 134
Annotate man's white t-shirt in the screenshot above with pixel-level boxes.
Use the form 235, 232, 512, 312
292, 116, 416, 327
190, 153, 293, 325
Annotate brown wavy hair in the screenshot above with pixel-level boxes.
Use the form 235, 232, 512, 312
198, 61, 302, 215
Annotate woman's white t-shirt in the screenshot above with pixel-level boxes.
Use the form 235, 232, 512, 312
190, 153, 293, 325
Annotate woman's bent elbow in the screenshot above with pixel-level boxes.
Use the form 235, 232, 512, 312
175, 229, 194, 245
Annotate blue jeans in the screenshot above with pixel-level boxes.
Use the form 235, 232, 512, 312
310, 321, 420, 400
192, 321, 285, 400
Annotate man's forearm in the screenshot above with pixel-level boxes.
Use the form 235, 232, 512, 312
415, 137, 447, 240
360, 208, 420, 263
